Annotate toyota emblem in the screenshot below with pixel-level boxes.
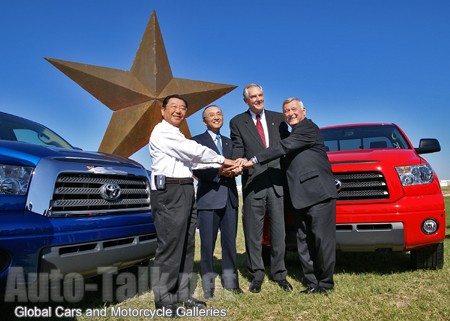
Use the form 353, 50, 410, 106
335, 179, 342, 192
100, 183, 122, 201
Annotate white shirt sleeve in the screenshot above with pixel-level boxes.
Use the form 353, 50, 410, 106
151, 122, 224, 165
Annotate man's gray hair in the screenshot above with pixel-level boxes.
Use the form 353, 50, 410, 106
282, 97, 305, 110
202, 105, 221, 119
243, 83, 263, 99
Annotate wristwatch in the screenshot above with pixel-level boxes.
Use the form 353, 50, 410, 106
250, 156, 258, 165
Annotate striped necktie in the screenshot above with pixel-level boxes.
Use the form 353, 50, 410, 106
215, 134, 223, 155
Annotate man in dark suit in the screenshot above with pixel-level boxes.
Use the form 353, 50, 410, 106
229, 84, 292, 293
244, 97, 338, 294
192, 105, 243, 299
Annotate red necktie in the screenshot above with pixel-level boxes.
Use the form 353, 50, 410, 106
256, 114, 266, 148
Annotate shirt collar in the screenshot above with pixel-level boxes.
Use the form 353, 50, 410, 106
207, 130, 220, 141
161, 119, 181, 132
248, 109, 265, 121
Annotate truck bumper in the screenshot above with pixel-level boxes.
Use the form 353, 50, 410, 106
335, 193, 445, 252
40, 233, 157, 277
336, 222, 405, 251
0, 210, 156, 285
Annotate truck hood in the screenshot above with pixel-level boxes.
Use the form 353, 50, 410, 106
327, 148, 423, 166
0, 140, 142, 168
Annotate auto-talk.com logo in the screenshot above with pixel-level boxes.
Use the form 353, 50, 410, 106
100, 183, 122, 201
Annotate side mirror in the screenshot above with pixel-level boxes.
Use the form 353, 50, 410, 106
415, 138, 441, 155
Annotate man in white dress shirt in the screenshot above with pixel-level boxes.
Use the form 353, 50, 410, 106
149, 94, 240, 315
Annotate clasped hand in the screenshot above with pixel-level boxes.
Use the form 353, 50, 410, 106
220, 158, 246, 177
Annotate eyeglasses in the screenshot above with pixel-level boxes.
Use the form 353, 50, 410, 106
204, 112, 223, 118
167, 104, 187, 112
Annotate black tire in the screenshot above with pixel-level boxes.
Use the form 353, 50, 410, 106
410, 243, 444, 270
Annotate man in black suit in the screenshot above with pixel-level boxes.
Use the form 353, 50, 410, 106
244, 97, 337, 294
230, 84, 292, 293
191, 105, 243, 299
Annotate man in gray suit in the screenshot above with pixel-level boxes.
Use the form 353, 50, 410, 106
192, 105, 243, 299
244, 97, 337, 294
230, 84, 292, 293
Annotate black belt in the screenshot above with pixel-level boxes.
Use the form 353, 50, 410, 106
166, 177, 194, 185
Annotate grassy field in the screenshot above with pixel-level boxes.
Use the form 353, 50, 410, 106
5, 192, 450, 320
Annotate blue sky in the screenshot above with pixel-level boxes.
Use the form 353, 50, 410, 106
1, 0, 449, 179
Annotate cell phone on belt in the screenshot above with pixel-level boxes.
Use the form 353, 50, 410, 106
155, 175, 166, 190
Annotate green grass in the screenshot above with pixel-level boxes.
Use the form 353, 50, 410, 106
4, 195, 450, 321
442, 186, 450, 195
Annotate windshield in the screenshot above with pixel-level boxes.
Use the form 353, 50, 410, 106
0, 112, 75, 149
321, 124, 411, 152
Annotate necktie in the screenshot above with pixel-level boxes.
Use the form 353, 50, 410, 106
256, 114, 266, 148
215, 134, 223, 155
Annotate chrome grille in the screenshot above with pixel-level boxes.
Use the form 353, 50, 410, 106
334, 172, 389, 201
49, 173, 150, 216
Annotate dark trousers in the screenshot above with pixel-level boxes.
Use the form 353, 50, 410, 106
294, 198, 336, 289
150, 183, 197, 306
243, 187, 287, 281
198, 196, 239, 291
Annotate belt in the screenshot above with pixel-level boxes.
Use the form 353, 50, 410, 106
166, 177, 194, 185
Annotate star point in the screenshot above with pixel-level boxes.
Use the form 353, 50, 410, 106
46, 11, 236, 158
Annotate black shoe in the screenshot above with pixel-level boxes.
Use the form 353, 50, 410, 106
225, 287, 244, 295
181, 297, 207, 308
203, 289, 215, 299
316, 287, 333, 295
249, 279, 263, 293
276, 279, 293, 292
300, 286, 317, 294
155, 303, 179, 318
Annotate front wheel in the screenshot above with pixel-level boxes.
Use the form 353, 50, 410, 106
410, 243, 444, 270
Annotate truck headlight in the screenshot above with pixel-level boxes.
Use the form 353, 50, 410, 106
395, 164, 434, 186
0, 165, 34, 195
422, 219, 438, 235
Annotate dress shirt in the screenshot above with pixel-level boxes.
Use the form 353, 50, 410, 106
207, 130, 222, 154
149, 120, 224, 190
249, 109, 270, 147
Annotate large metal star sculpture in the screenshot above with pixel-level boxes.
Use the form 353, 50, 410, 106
45, 11, 237, 158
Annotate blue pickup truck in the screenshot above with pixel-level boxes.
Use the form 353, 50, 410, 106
0, 111, 156, 295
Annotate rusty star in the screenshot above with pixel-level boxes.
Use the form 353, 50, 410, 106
45, 11, 236, 158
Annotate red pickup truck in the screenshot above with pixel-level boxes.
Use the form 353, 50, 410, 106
265, 123, 445, 269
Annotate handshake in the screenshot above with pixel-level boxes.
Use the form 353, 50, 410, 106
220, 158, 257, 177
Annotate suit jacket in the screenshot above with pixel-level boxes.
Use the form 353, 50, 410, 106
191, 131, 238, 210
230, 110, 289, 198
255, 118, 337, 209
